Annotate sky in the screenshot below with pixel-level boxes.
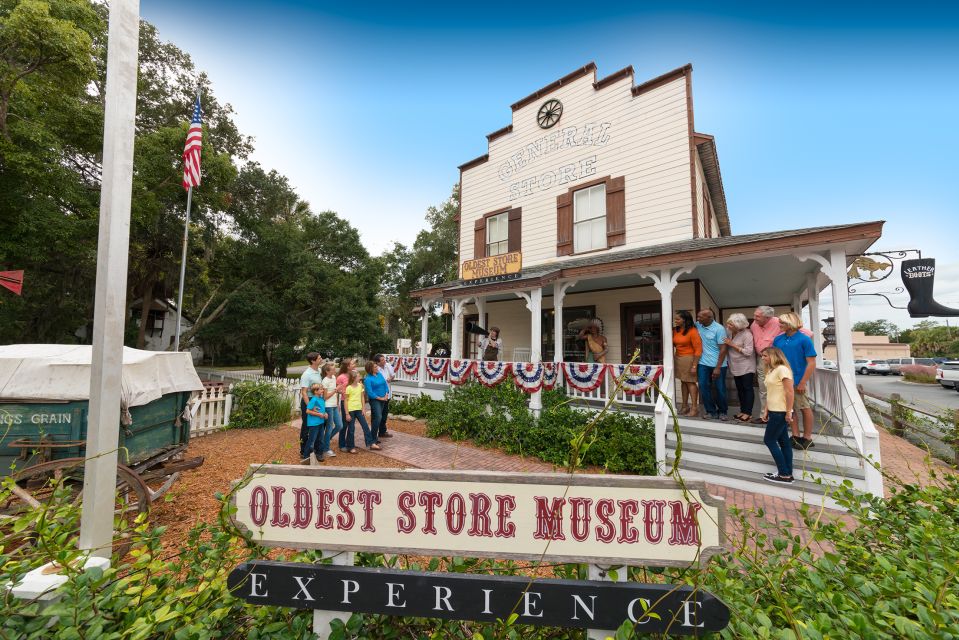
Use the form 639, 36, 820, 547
140, 1, 959, 330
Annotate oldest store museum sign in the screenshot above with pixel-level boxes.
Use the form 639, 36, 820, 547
461, 251, 522, 283
229, 467, 728, 633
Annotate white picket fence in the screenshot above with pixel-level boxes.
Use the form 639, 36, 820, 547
188, 386, 232, 437
194, 368, 303, 418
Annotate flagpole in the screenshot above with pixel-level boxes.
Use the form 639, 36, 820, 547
174, 87, 200, 353
174, 184, 192, 352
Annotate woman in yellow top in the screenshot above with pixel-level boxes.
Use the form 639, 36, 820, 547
577, 318, 608, 364
344, 370, 378, 452
761, 347, 795, 485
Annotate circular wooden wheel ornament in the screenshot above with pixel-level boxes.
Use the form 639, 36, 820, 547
0, 458, 151, 559
537, 99, 563, 129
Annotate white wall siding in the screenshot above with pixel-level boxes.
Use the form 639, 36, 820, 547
460, 72, 694, 273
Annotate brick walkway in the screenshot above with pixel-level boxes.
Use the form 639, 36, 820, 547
370, 422, 953, 553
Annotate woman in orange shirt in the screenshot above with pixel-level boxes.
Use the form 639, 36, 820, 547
673, 310, 702, 417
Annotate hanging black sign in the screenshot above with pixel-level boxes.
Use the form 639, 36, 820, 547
902, 258, 959, 318
227, 561, 730, 634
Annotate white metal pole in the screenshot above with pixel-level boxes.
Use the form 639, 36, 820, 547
174, 186, 192, 352
79, 0, 140, 559
529, 288, 543, 416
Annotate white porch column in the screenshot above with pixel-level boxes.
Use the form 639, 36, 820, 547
418, 299, 432, 388
552, 281, 577, 362
643, 266, 693, 473
516, 288, 544, 416
828, 249, 855, 378
806, 272, 823, 367
792, 292, 803, 315
475, 296, 487, 330
530, 289, 544, 415
451, 298, 472, 360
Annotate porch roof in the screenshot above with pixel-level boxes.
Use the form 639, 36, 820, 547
413, 221, 883, 300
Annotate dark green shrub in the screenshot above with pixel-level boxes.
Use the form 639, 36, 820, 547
424, 382, 656, 474
229, 380, 294, 429
389, 393, 440, 419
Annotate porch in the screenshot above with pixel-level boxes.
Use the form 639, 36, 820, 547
409, 222, 886, 504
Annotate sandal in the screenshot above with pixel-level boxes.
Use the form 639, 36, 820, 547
370, 444, 381, 451
735, 413, 751, 422
349, 448, 358, 454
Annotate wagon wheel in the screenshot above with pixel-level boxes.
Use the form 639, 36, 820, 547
0, 458, 151, 558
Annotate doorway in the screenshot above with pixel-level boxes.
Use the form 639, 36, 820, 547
620, 302, 663, 364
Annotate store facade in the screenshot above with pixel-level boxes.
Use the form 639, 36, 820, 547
404, 63, 885, 503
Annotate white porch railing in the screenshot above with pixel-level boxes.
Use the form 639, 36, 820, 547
807, 366, 884, 497
188, 386, 232, 437
654, 363, 674, 473
385, 356, 660, 409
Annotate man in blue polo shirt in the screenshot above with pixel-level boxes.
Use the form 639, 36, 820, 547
772, 312, 817, 450
695, 309, 729, 420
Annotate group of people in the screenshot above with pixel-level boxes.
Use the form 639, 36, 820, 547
673, 305, 818, 485
298, 353, 396, 464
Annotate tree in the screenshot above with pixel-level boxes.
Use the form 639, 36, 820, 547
852, 319, 900, 341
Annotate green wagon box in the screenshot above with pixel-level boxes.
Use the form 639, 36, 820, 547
0, 344, 204, 476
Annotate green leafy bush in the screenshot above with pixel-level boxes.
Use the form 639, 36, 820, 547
423, 382, 656, 474
229, 380, 294, 429
389, 393, 440, 419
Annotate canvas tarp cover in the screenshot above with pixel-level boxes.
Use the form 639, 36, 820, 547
0, 344, 204, 408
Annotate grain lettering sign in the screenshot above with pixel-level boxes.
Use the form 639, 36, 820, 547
230, 467, 724, 566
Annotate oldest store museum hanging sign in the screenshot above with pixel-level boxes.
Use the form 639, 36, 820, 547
462, 251, 522, 283
230, 467, 725, 566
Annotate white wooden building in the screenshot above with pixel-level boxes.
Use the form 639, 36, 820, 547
401, 63, 884, 505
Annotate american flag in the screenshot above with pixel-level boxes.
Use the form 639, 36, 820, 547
182, 95, 202, 190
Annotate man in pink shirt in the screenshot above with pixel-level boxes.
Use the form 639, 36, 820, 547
750, 305, 781, 422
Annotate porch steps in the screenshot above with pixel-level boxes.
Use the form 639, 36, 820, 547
666, 416, 866, 509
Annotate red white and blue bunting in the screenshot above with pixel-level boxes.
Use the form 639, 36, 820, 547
426, 357, 449, 379
400, 356, 420, 376
448, 359, 475, 385
542, 362, 560, 390
611, 364, 663, 395
386, 355, 401, 370
476, 361, 512, 387
512, 362, 544, 393
563, 363, 608, 393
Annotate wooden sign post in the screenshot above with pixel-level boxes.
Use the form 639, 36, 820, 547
229, 466, 726, 638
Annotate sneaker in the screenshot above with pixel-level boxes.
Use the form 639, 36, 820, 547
370, 444, 381, 451
706, 413, 720, 420
327, 449, 336, 458
315, 454, 324, 463
300, 456, 311, 465
718, 414, 729, 422
380, 432, 394, 438
800, 438, 815, 450
790, 436, 802, 450
763, 474, 794, 484
762, 472, 778, 480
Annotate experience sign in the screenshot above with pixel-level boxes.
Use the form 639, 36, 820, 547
228, 561, 731, 634
230, 467, 725, 566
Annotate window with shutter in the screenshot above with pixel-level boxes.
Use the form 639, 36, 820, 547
486, 212, 508, 256
573, 184, 607, 253
557, 175, 626, 256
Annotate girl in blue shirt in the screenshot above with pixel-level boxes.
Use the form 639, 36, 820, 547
302, 384, 328, 463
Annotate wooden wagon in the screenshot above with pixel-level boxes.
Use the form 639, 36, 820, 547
0, 345, 207, 555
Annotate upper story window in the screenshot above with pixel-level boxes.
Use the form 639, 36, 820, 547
573, 184, 607, 253
486, 212, 509, 256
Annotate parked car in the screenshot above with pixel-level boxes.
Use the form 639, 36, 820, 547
888, 357, 937, 374
855, 359, 891, 375
936, 361, 959, 390
821, 359, 838, 371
